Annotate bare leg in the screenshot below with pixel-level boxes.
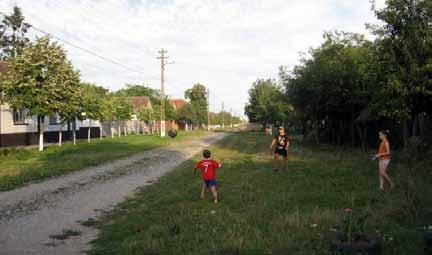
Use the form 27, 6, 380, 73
284, 156, 288, 171
380, 167, 394, 189
379, 173, 384, 191
200, 184, 206, 199
210, 186, 218, 203
274, 154, 279, 171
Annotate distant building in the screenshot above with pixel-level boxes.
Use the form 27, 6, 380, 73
129, 96, 153, 111
125, 96, 153, 134
169, 99, 187, 111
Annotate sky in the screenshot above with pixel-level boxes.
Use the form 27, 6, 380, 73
0, 0, 386, 118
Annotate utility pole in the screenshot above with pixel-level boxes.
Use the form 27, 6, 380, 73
157, 48, 168, 137
221, 102, 225, 129
207, 89, 210, 131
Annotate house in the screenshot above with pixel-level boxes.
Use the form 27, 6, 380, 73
128, 96, 153, 133
169, 99, 187, 111
169, 98, 191, 130
0, 61, 100, 147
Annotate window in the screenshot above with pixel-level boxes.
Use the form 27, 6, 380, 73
13, 108, 26, 124
49, 113, 60, 124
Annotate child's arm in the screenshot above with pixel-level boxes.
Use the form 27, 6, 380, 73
270, 138, 276, 150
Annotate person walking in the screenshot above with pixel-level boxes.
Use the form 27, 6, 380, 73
373, 130, 394, 191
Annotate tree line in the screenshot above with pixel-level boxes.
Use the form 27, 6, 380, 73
0, 6, 240, 151
245, 0, 432, 148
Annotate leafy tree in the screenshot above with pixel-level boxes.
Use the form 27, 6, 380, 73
369, 0, 432, 140
184, 83, 208, 127
115, 84, 160, 105
0, 36, 80, 151
245, 79, 289, 127
115, 84, 177, 132
114, 97, 133, 136
101, 95, 118, 138
0, 6, 30, 60
165, 99, 177, 121
177, 102, 194, 129
56, 78, 83, 147
137, 108, 153, 134
281, 32, 376, 145
81, 82, 108, 141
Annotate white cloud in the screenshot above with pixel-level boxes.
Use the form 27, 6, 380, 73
0, 0, 385, 117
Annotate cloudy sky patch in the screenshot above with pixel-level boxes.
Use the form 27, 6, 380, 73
1, 0, 386, 116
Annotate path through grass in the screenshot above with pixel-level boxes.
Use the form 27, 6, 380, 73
89, 132, 432, 255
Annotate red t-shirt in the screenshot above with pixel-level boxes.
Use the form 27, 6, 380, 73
195, 159, 221, 180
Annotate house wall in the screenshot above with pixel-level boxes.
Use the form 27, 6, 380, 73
0, 104, 100, 147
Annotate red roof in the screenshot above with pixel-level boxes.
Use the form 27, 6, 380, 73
169, 99, 187, 110
128, 96, 152, 110
0, 61, 9, 75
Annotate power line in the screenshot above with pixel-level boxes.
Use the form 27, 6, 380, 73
0, 11, 156, 78
51, 0, 157, 58
30, 26, 150, 76
0, 10, 233, 112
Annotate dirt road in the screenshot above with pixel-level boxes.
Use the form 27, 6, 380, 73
0, 132, 227, 255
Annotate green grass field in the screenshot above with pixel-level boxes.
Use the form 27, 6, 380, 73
0, 131, 207, 191
89, 131, 432, 255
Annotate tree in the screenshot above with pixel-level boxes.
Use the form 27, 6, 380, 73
101, 95, 118, 138
369, 0, 432, 141
280, 32, 376, 145
185, 83, 208, 127
56, 75, 83, 147
165, 99, 177, 121
0, 36, 81, 151
0, 6, 31, 60
115, 84, 178, 130
177, 102, 194, 129
115, 84, 160, 105
152, 104, 162, 134
114, 97, 133, 137
137, 108, 153, 134
245, 79, 289, 127
81, 83, 108, 142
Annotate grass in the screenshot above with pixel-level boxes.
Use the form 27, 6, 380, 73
89, 131, 432, 255
0, 130, 207, 191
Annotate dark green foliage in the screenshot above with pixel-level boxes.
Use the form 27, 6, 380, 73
184, 83, 208, 126
244, 79, 291, 126
0, 5, 30, 60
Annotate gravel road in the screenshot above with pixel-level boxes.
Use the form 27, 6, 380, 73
0, 132, 227, 255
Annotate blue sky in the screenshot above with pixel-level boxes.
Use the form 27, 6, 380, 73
0, 0, 386, 118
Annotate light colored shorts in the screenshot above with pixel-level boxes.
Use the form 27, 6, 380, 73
379, 159, 390, 169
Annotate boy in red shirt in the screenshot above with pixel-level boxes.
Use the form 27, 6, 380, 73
193, 149, 223, 203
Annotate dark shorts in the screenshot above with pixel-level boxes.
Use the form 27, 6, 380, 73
204, 179, 217, 187
274, 148, 288, 157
